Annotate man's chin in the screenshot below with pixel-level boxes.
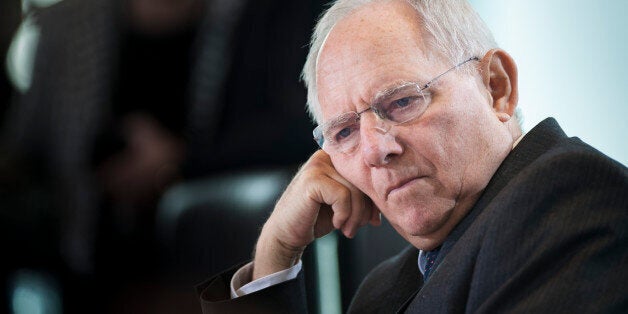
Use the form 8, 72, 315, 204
387, 206, 454, 243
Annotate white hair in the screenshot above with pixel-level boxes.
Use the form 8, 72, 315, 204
302, 0, 523, 125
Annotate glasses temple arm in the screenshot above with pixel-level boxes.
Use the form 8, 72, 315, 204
420, 56, 480, 90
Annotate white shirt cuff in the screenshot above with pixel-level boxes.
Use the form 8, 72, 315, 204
230, 260, 303, 299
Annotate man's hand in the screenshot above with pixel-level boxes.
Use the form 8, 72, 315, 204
253, 150, 381, 280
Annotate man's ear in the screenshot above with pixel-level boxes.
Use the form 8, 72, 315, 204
479, 49, 518, 122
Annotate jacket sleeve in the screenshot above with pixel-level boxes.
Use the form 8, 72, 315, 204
196, 262, 309, 314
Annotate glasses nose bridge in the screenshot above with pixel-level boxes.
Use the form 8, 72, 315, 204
358, 114, 397, 160
359, 108, 392, 136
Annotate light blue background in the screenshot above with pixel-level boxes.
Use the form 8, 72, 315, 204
470, 0, 628, 165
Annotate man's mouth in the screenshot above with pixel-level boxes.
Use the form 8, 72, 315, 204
386, 176, 425, 199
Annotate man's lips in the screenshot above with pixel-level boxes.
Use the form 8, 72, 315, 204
386, 176, 425, 199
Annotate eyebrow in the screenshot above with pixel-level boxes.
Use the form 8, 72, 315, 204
370, 81, 419, 105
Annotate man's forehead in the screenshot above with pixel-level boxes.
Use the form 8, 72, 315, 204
317, 1, 427, 71
315, 1, 435, 121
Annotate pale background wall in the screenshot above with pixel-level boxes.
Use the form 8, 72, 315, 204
470, 0, 628, 165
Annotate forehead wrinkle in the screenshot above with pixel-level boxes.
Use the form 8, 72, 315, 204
320, 60, 434, 123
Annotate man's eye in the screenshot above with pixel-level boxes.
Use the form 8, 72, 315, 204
336, 127, 352, 140
331, 124, 359, 143
393, 97, 411, 108
384, 96, 422, 114
381, 94, 427, 122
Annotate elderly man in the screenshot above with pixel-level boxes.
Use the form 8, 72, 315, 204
197, 0, 628, 312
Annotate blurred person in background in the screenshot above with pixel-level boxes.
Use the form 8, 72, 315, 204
0, 2, 27, 313
0, 0, 323, 312
0, 0, 21, 121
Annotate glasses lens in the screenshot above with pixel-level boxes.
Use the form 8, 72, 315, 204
373, 84, 428, 124
315, 112, 360, 153
313, 125, 325, 148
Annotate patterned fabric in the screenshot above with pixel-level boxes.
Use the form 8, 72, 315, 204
423, 247, 440, 281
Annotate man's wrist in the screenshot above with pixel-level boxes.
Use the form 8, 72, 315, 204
252, 229, 304, 280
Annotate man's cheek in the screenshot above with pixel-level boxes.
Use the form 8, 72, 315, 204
331, 156, 358, 182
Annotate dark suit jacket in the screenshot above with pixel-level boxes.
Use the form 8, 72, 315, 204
198, 118, 628, 313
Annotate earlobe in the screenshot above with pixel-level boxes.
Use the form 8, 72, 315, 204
496, 112, 511, 122
479, 49, 519, 117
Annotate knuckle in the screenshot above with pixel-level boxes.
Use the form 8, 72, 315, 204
339, 185, 351, 198
308, 151, 333, 168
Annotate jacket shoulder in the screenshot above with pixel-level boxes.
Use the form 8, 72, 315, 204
467, 136, 628, 312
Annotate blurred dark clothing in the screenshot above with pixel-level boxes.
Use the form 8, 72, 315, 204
0, 0, 20, 124
0, 0, 323, 312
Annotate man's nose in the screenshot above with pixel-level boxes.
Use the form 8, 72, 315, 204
359, 115, 402, 167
